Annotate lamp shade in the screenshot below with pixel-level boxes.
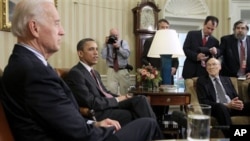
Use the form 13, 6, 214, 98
147, 29, 184, 58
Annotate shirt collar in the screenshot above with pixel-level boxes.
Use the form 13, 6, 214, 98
201, 30, 209, 38
79, 61, 93, 72
17, 43, 48, 66
209, 75, 220, 81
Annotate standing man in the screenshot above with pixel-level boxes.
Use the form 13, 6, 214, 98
219, 20, 250, 78
142, 19, 179, 84
196, 58, 250, 138
182, 16, 220, 79
141, 19, 179, 126
101, 28, 130, 95
65, 38, 157, 126
1, 0, 164, 140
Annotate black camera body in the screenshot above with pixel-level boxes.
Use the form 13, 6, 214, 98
125, 64, 133, 72
107, 35, 117, 44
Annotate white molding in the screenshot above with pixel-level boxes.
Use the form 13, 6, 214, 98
164, 0, 209, 18
230, 0, 250, 34
101, 74, 136, 88
163, 0, 209, 33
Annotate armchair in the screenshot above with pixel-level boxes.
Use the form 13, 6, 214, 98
238, 79, 250, 103
185, 77, 250, 137
0, 101, 14, 141
0, 68, 15, 141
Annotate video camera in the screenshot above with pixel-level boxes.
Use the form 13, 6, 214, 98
107, 35, 117, 44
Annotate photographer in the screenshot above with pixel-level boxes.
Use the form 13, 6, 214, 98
101, 28, 131, 95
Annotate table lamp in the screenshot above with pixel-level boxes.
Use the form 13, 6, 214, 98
147, 29, 184, 84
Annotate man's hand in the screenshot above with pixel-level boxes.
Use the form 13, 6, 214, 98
94, 118, 121, 131
246, 73, 250, 79
226, 97, 244, 110
209, 47, 217, 56
197, 53, 208, 61
116, 93, 133, 102
171, 67, 177, 75
112, 42, 120, 49
105, 36, 109, 44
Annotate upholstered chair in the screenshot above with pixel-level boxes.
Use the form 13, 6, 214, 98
184, 77, 250, 137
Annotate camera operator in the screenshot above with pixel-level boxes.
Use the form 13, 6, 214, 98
101, 28, 131, 95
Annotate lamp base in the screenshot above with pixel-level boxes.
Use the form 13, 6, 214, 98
160, 55, 172, 85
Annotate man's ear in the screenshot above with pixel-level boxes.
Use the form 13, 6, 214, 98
77, 50, 83, 57
28, 20, 39, 37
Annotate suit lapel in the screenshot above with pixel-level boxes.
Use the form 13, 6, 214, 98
199, 31, 203, 46
232, 38, 240, 66
76, 63, 101, 91
207, 78, 217, 101
246, 36, 250, 68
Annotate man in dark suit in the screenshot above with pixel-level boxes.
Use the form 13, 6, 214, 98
142, 19, 179, 84
182, 16, 220, 79
65, 38, 157, 127
196, 58, 250, 137
141, 19, 179, 126
0, 0, 163, 141
219, 20, 250, 78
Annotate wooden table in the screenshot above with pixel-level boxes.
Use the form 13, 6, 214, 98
131, 88, 190, 110
130, 88, 191, 138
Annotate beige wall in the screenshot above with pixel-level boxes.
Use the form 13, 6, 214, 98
0, 0, 230, 75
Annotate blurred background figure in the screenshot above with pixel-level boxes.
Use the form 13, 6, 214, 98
101, 28, 131, 95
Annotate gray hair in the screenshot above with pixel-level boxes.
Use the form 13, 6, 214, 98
11, 0, 54, 37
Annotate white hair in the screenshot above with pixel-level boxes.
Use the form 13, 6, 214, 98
11, 0, 54, 37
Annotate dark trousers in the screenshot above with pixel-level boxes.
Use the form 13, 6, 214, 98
95, 95, 156, 126
152, 106, 169, 126
106, 118, 164, 141
211, 102, 250, 137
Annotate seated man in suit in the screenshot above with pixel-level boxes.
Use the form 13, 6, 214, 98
65, 38, 157, 126
1, 1, 163, 140
196, 57, 250, 137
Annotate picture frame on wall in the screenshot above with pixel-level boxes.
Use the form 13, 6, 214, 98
0, 0, 58, 32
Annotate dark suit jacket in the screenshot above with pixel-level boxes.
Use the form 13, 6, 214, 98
65, 63, 119, 110
182, 30, 220, 79
219, 34, 250, 77
141, 37, 179, 84
1, 45, 116, 141
196, 75, 238, 107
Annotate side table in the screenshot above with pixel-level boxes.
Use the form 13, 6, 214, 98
130, 89, 191, 138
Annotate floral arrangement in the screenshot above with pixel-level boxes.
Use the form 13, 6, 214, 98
136, 65, 162, 88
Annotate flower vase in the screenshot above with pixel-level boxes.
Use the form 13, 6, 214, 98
142, 80, 153, 91
152, 81, 159, 91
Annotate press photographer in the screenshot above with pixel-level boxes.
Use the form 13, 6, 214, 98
101, 28, 131, 95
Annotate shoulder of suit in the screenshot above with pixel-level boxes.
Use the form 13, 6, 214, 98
197, 75, 209, 81
221, 34, 234, 39
188, 30, 199, 34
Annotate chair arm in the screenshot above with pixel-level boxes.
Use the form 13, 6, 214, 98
79, 107, 91, 117
238, 79, 250, 102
